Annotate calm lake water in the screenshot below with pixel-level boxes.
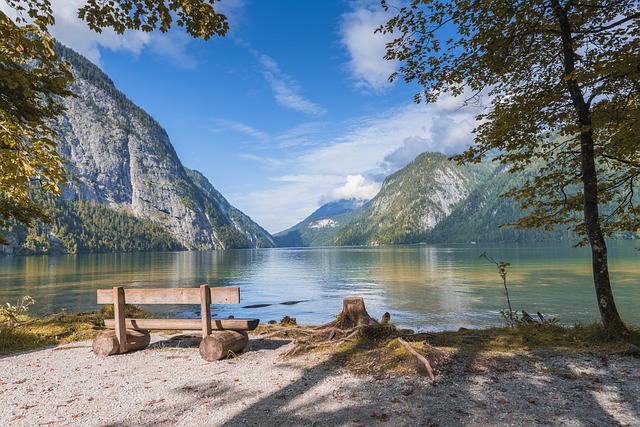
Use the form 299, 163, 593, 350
1, 242, 638, 331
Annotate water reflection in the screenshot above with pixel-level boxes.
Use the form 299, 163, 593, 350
0, 241, 638, 331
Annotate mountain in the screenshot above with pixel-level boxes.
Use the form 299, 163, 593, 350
333, 153, 489, 246
274, 198, 366, 247
426, 163, 577, 243
0, 44, 274, 254
329, 152, 635, 246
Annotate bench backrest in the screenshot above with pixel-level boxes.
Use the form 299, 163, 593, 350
96, 287, 240, 305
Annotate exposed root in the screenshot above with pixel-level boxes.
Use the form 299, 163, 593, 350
398, 337, 435, 381
258, 297, 453, 380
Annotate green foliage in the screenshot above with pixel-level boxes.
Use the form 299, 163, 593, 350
429, 324, 640, 354
0, 309, 107, 355
99, 304, 152, 319
480, 252, 516, 327
275, 208, 362, 247
479, 253, 561, 328
185, 168, 275, 249
0, 8, 73, 235
78, 0, 229, 40
330, 152, 638, 246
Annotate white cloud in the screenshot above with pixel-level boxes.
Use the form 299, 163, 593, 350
47, 0, 151, 65
253, 51, 327, 116
339, 4, 397, 92
217, 0, 247, 31
324, 175, 381, 203
270, 122, 331, 149
295, 104, 433, 176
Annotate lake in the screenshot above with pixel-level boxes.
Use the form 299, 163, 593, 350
1, 241, 638, 331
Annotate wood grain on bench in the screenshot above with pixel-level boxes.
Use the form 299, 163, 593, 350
97, 287, 240, 305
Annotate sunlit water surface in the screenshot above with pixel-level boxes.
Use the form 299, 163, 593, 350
1, 242, 638, 331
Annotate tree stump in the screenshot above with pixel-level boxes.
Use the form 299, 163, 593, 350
337, 297, 376, 328
92, 329, 151, 357
199, 330, 249, 361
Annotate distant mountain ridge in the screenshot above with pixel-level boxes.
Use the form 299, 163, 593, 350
277, 150, 625, 248
1, 43, 274, 254
274, 198, 366, 247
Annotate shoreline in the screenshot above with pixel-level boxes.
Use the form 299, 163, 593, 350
1, 331, 639, 426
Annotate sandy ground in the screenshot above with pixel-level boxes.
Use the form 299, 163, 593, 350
1, 332, 639, 426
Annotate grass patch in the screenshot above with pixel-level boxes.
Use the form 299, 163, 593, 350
0, 312, 102, 355
427, 323, 640, 355
0, 305, 152, 356
337, 338, 452, 377
267, 322, 640, 378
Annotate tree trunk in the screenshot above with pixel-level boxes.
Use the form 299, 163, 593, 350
92, 329, 151, 357
337, 297, 376, 328
551, 0, 626, 333
199, 330, 249, 361
581, 146, 626, 332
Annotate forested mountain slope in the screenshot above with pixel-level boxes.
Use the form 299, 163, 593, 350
329, 153, 636, 246
333, 153, 487, 245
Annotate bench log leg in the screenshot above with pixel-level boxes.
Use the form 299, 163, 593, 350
92, 329, 151, 357
199, 331, 248, 361
114, 286, 127, 353
200, 284, 212, 338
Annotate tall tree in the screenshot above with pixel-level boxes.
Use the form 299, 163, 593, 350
0, 1, 228, 244
379, 0, 639, 332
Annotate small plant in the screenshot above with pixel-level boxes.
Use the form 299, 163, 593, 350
480, 252, 517, 327
0, 296, 35, 332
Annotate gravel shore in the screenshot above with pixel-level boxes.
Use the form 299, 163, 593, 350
1, 332, 639, 426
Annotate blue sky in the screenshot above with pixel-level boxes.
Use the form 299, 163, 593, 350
6, 0, 481, 233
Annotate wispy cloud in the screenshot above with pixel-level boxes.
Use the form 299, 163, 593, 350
252, 51, 328, 116
148, 31, 198, 69
238, 153, 288, 169
231, 172, 349, 233
216, 119, 270, 140
231, 99, 480, 232
217, 0, 247, 32
339, 2, 397, 92
270, 122, 331, 149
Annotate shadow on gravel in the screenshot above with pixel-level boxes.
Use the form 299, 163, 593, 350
424, 331, 640, 426
101, 332, 639, 427
147, 334, 292, 351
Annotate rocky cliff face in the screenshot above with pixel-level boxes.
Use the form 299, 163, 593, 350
53, 44, 273, 250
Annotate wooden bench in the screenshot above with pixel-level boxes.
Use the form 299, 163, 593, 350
93, 285, 259, 361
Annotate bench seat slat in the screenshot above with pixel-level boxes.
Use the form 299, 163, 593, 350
104, 318, 259, 331
97, 287, 240, 305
